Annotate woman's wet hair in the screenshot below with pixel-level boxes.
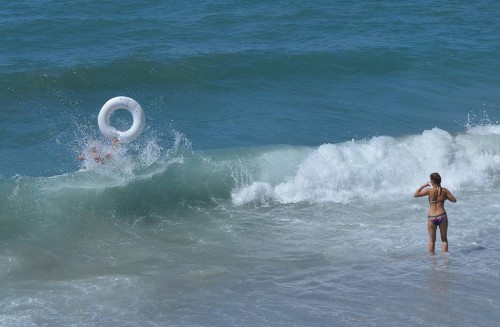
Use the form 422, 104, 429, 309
430, 172, 441, 185
430, 172, 442, 196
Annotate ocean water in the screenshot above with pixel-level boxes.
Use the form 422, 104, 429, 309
1, 1, 500, 326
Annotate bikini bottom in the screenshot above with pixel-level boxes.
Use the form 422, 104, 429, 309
428, 213, 447, 226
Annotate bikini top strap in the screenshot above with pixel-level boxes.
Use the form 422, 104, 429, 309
429, 191, 444, 203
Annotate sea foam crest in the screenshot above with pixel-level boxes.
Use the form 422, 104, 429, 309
231, 126, 500, 205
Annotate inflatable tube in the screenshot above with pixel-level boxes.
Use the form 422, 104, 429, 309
98, 96, 145, 143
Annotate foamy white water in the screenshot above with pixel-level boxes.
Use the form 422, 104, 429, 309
232, 127, 500, 205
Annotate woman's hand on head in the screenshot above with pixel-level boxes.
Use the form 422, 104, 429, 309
414, 182, 431, 197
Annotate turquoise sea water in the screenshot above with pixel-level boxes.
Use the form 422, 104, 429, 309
1, 1, 500, 326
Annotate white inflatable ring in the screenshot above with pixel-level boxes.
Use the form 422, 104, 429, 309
98, 96, 145, 143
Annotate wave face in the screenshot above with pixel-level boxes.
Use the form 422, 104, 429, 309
2, 125, 499, 235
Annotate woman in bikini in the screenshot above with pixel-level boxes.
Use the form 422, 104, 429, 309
414, 173, 457, 253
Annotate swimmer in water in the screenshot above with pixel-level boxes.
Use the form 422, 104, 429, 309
77, 146, 111, 164
414, 172, 456, 254
112, 137, 120, 149
77, 138, 119, 164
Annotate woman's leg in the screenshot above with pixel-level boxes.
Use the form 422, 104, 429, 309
439, 217, 448, 253
427, 219, 437, 253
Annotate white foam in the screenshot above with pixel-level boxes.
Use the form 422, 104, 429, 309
232, 182, 274, 206
57, 129, 192, 189
232, 126, 500, 205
